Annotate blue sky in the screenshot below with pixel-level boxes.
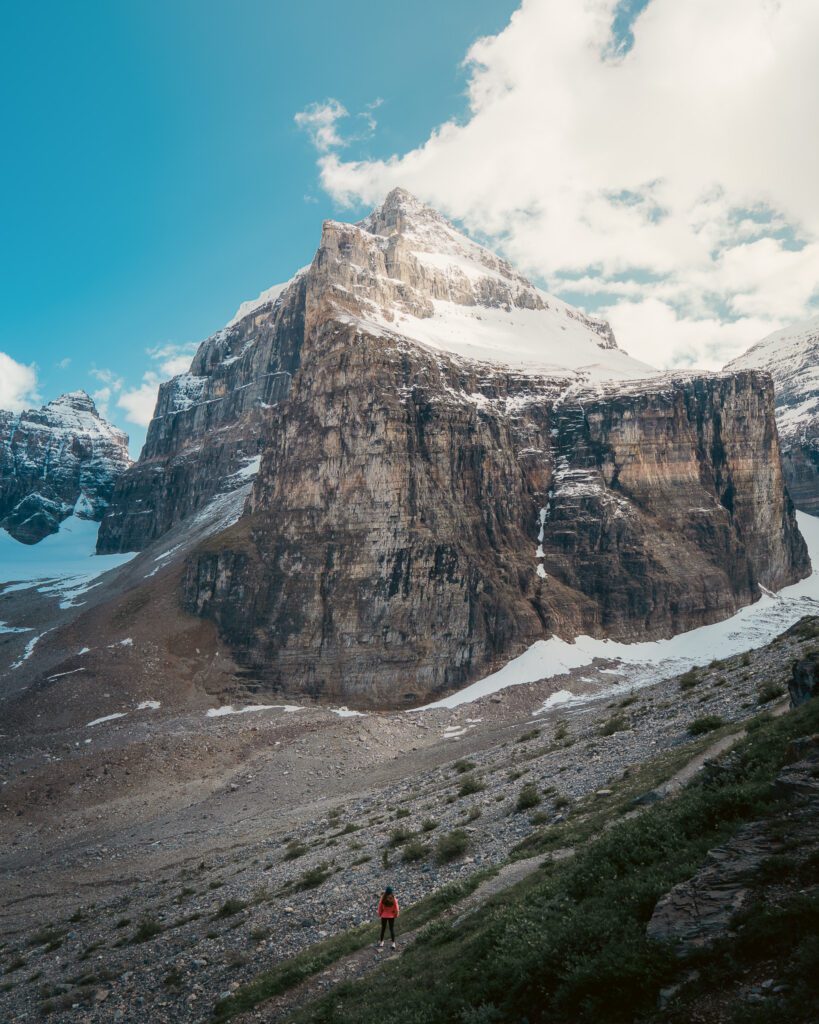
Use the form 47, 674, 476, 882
0, 0, 518, 452
3, 0, 816, 455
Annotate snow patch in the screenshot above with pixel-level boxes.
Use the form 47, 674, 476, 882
86, 712, 127, 727
418, 511, 819, 710
10, 629, 53, 670
0, 516, 135, 609
368, 300, 655, 381
0, 621, 30, 635
205, 704, 303, 718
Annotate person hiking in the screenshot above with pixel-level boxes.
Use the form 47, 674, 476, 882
377, 885, 400, 949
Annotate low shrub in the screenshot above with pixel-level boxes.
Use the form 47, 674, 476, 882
688, 714, 725, 735
389, 826, 413, 847
293, 865, 332, 891
436, 829, 470, 864
131, 916, 162, 944
214, 899, 246, 920
402, 839, 430, 863
757, 683, 785, 705
599, 714, 629, 737
516, 783, 541, 812
459, 775, 485, 797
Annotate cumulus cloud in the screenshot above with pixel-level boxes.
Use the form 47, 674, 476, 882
0, 353, 38, 412
148, 342, 197, 378
118, 375, 162, 428
116, 342, 198, 428
295, 99, 350, 152
294, 98, 382, 155
303, 0, 819, 368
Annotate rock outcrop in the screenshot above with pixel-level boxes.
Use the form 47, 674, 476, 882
647, 745, 819, 955
790, 652, 819, 708
98, 189, 810, 705
726, 316, 819, 514
0, 392, 131, 544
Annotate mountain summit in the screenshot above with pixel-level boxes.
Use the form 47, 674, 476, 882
0, 391, 131, 544
89, 191, 809, 704
230, 188, 648, 376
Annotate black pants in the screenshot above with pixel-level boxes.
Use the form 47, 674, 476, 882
379, 917, 395, 941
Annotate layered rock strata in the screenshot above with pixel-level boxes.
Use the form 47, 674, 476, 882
98, 189, 647, 554
727, 316, 819, 514
181, 329, 806, 705
99, 190, 809, 704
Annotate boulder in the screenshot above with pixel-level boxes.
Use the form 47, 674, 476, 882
789, 653, 819, 707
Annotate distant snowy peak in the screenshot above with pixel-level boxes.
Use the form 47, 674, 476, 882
726, 315, 819, 515
726, 316, 819, 439
0, 392, 131, 544
37, 391, 130, 443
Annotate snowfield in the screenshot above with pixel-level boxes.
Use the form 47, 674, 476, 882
418, 511, 819, 711
370, 298, 657, 380
0, 514, 135, 607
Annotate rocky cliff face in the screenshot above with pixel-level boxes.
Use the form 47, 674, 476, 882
726, 317, 819, 515
98, 189, 809, 705
0, 392, 131, 544
98, 189, 650, 554
180, 321, 807, 705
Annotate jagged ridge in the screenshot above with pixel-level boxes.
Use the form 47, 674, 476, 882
0, 391, 131, 544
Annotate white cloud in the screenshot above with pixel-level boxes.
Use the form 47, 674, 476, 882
304, 0, 819, 367
92, 386, 112, 418
0, 353, 38, 412
56, 357, 71, 370
295, 99, 350, 152
118, 375, 161, 428
602, 299, 782, 371
116, 342, 198, 427
294, 98, 381, 155
147, 342, 197, 378
91, 367, 125, 390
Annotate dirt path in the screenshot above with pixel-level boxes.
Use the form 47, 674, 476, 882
237, 851, 567, 1023
656, 699, 789, 799
237, 722, 771, 1023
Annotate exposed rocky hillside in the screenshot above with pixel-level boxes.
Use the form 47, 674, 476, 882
1, 615, 816, 1024
0, 392, 131, 544
726, 316, 819, 514
92, 189, 808, 705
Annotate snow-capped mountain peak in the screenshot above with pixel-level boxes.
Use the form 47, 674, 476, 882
726, 316, 819, 437
0, 392, 131, 544
311, 188, 654, 380
218, 189, 653, 383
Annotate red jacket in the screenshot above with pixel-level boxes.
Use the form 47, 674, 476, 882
378, 895, 399, 918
